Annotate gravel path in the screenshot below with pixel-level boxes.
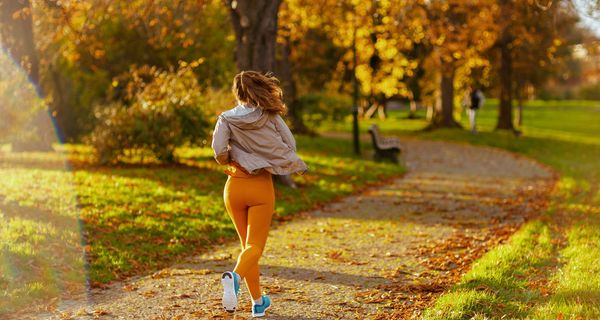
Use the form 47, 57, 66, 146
26, 139, 554, 320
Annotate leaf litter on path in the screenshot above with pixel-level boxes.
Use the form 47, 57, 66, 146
27, 140, 554, 319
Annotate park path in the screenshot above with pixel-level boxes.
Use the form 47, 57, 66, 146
33, 139, 554, 320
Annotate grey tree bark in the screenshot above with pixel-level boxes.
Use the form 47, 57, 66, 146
227, 0, 281, 72
226, 0, 298, 187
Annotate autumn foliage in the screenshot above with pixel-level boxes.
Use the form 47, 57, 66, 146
0, 0, 595, 156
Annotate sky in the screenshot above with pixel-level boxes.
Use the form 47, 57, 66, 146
574, 0, 600, 37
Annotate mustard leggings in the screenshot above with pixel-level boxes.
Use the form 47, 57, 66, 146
223, 166, 274, 300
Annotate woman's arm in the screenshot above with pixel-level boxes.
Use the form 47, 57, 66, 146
211, 116, 231, 164
274, 114, 296, 151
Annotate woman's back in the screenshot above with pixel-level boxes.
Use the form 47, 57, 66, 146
212, 104, 307, 175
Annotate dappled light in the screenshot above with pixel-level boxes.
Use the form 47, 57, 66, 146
0, 48, 87, 315
0, 0, 599, 318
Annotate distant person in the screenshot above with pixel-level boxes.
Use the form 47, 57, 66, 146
211, 71, 307, 318
468, 87, 485, 134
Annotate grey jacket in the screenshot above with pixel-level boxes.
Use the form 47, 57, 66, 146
211, 104, 308, 175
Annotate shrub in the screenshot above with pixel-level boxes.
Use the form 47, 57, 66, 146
297, 92, 352, 127
201, 87, 236, 118
87, 64, 208, 163
578, 83, 600, 101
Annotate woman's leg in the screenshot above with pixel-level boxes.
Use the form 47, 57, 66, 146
224, 178, 248, 249
469, 109, 476, 133
225, 206, 261, 299
224, 196, 262, 299
233, 202, 274, 300
244, 263, 261, 300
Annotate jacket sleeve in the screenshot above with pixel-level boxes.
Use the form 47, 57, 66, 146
211, 116, 231, 165
274, 114, 296, 151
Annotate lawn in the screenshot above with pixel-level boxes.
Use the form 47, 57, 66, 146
0, 135, 404, 314
321, 99, 600, 319
2, 99, 598, 317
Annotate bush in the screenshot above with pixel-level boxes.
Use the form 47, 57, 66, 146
578, 83, 600, 100
87, 64, 208, 163
297, 92, 352, 127
200, 87, 236, 118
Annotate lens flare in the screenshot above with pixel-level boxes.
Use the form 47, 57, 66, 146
0, 47, 89, 316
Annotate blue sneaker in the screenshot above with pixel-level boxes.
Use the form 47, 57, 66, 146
221, 271, 240, 313
252, 295, 271, 318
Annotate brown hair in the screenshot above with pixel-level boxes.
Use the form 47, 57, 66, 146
232, 71, 287, 114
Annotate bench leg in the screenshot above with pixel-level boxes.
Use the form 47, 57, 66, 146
373, 150, 400, 164
373, 152, 381, 162
387, 152, 399, 164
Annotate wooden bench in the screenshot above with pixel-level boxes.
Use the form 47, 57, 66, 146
368, 124, 401, 163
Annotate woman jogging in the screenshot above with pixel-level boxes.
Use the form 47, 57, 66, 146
211, 71, 308, 317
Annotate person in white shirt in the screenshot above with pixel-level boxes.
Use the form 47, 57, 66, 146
468, 87, 485, 134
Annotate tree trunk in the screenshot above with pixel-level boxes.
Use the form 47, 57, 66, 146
407, 90, 418, 119
227, 0, 281, 72
377, 102, 386, 120
496, 41, 515, 131
0, 0, 38, 84
431, 63, 461, 128
515, 79, 525, 128
275, 36, 312, 134
0, 0, 54, 151
363, 103, 378, 119
427, 82, 440, 123
227, 0, 297, 187
440, 71, 454, 126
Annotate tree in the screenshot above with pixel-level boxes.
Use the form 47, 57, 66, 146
274, 33, 313, 134
225, 0, 311, 136
510, 2, 581, 128
35, 0, 235, 140
0, 0, 53, 151
420, 0, 498, 129
0, 0, 38, 83
275, 1, 336, 134
227, 0, 281, 72
490, 0, 577, 131
493, 0, 518, 131
226, 0, 302, 187
284, 0, 420, 119
278, 0, 354, 134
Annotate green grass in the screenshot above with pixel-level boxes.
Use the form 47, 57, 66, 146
0, 135, 404, 314
319, 98, 600, 319
422, 221, 557, 319
416, 103, 600, 319
2, 99, 598, 316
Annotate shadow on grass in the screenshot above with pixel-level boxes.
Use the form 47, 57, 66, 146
0, 196, 78, 227
550, 288, 600, 306
1, 135, 403, 290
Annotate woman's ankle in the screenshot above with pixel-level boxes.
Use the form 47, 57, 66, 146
252, 296, 263, 305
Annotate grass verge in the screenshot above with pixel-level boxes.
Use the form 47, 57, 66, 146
321, 99, 600, 319
0, 135, 404, 313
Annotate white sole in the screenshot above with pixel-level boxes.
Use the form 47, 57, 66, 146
221, 272, 237, 313
252, 303, 271, 318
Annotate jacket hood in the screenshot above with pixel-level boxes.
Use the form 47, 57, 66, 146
221, 104, 269, 129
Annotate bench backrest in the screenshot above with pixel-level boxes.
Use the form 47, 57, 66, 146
368, 124, 384, 149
